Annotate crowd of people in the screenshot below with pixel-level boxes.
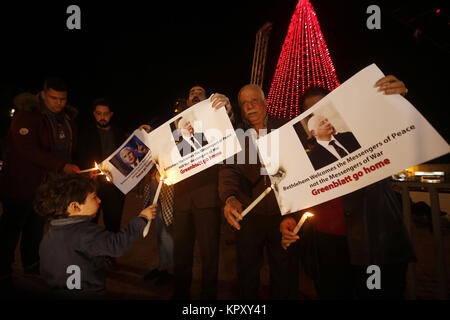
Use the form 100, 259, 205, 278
0, 74, 415, 300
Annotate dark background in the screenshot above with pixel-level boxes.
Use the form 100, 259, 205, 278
1, 0, 448, 162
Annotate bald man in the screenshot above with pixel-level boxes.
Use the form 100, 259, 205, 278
306, 114, 361, 170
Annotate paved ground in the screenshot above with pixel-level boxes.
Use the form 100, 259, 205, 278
2, 188, 450, 300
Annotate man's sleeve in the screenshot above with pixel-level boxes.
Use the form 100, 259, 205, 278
80, 217, 147, 257
218, 162, 252, 207
10, 112, 66, 171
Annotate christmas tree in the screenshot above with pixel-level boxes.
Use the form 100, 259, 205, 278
267, 0, 340, 119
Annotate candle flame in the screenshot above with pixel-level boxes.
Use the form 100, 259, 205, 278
106, 176, 111, 182
304, 212, 314, 218
163, 178, 170, 185
94, 162, 99, 170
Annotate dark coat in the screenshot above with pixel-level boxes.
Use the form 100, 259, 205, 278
0, 93, 78, 201
292, 178, 416, 266
218, 116, 287, 216
39, 216, 146, 292
308, 132, 361, 170
75, 123, 127, 170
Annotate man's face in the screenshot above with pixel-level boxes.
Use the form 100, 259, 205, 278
239, 87, 267, 127
93, 105, 113, 128
41, 88, 67, 113
187, 86, 206, 107
120, 148, 137, 165
77, 192, 101, 217
179, 118, 194, 136
312, 115, 334, 140
304, 94, 325, 110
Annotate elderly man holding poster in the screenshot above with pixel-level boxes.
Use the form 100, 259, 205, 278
280, 74, 418, 299
218, 84, 299, 300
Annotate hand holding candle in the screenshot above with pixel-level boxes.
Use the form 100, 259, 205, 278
293, 212, 314, 234
285, 212, 314, 248
240, 185, 274, 218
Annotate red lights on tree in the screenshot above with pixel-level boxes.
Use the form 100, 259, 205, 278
267, 0, 340, 119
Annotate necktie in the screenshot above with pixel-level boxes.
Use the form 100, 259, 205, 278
329, 140, 348, 158
142, 180, 153, 210
159, 183, 174, 228
142, 178, 174, 228
191, 136, 202, 149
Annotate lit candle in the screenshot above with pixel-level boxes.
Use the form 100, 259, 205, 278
79, 162, 101, 173
143, 176, 165, 238
240, 185, 273, 218
293, 212, 314, 234
286, 212, 314, 248
79, 167, 100, 173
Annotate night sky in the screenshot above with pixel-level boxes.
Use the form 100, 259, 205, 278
1, 0, 448, 162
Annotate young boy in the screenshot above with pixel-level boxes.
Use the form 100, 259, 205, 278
34, 173, 156, 297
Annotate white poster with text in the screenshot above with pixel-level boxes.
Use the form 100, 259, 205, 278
257, 64, 450, 214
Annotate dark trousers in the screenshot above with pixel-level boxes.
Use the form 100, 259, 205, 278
173, 205, 221, 299
0, 198, 44, 275
92, 181, 125, 233
236, 213, 299, 300
313, 231, 408, 299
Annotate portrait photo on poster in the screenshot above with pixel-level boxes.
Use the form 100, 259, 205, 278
293, 100, 361, 171
109, 135, 150, 177
170, 113, 210, 158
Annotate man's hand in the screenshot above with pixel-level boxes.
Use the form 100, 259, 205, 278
224, 197, 243, 230
374, 75, 408, 96
211, 93, 232, 115
280, 217, 299, 250
136, 142, 149, 154
63, 163, 80, 174
139, 124, 152, 133
139, 203, 157, 221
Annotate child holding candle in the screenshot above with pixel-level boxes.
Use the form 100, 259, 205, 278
34, 173, 157, 297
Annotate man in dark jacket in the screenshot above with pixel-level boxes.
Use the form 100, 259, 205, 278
76, 98, 128, 234
218, 84, 299, 300
281, 75, 416, 299
0, 77, 80, 281
172, 85, 234, 299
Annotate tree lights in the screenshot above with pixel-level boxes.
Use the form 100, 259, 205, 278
267, 0, 340, 119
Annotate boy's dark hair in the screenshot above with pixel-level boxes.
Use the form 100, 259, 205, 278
34, 173, 96, 220
43, 76, 68, 92
301, 86, 330, 104
92, 98, 113, 112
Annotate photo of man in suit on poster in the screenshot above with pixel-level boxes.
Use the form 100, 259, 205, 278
293, 103, 361, 171
172, 116, 209, 157
109, 135, 149, 176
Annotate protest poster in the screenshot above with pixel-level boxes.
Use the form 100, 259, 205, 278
99, 129, 155, 194
257, 64, 450, 215
146, 96, 241, 184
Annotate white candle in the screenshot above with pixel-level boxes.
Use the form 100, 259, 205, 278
285, 212, 313, 248
293, 212, 314, 234
240, 185, 273, 218
79, 167, 100, 173
142, 220, 151, 238
143, 176, 164, 238
153, 177, 164, 204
